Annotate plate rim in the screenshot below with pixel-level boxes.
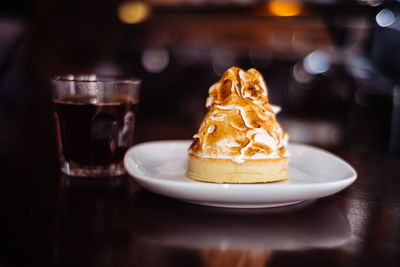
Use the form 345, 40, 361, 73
125, 140, 357, 187
124, 140, 357, 207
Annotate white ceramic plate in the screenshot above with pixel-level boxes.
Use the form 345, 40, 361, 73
124, 140, 357, 208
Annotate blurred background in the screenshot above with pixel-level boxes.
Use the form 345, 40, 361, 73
1, 1, 400, 265
1, 0, 400, 165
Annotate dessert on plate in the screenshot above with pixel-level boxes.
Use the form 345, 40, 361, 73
187, 66, 289, 183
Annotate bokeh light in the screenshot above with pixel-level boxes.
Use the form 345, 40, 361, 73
117, 1, 151, 24
292, 63, 312, 83
268, 1, 302, 17
375, 9, 395, 27
142, 48, 169, 73
303, 50, 331, 75
357, 0, 384, 7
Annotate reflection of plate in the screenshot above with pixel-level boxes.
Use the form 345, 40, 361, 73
124, 140, 357, 208
130, 191, 352, 250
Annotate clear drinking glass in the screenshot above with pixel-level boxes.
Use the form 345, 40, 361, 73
52, 75, 140, 177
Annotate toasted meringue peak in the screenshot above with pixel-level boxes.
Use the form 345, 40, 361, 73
189, 66, 288, 163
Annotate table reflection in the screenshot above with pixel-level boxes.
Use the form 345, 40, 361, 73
53, 175, 138, 267
130, 191, 351, 251
53, 175, 351, 267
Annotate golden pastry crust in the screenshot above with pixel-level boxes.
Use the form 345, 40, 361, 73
187, 153, 288, 183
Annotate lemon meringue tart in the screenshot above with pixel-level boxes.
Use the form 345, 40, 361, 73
187, 67, 289, 183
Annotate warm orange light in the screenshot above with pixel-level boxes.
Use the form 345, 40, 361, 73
269, 1, 302, 16
117, 1, 151, 24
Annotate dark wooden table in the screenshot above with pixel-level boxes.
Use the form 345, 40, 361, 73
1, 136, 400, 267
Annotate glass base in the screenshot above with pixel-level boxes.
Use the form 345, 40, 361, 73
60, 161, 126, 177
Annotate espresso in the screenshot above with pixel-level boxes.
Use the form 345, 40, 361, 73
54, 95, 138, 167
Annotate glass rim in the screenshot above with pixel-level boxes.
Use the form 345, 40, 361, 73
52, 74, 141, 84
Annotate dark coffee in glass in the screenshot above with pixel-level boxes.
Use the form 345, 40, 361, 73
52, 75, 140, 176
